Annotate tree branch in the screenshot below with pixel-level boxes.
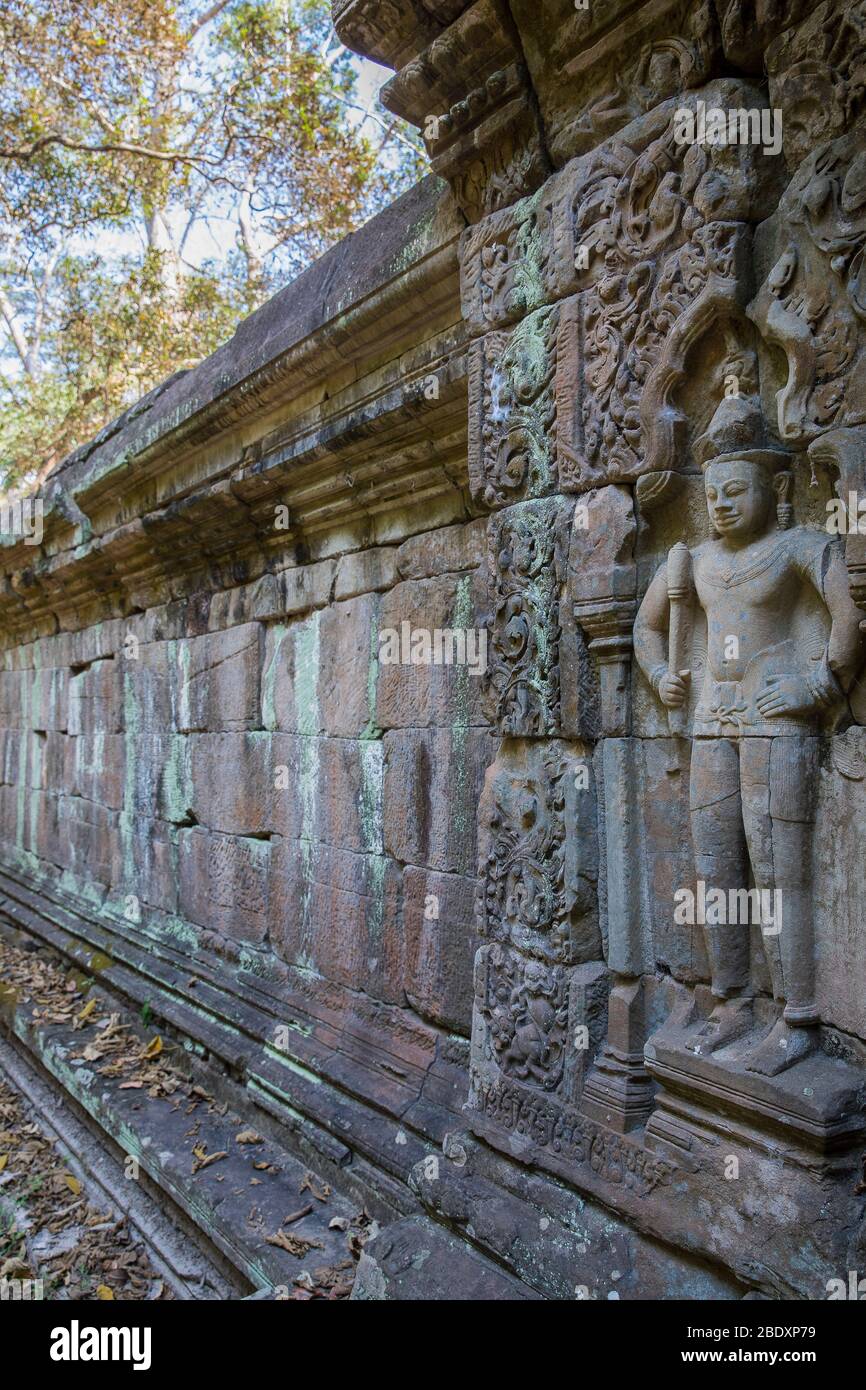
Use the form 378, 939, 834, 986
0, 131, 230, 169
0, 282, 32, 376
188, 0, 233, 39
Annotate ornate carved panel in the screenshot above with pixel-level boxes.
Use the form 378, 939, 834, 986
379, 0, 550, 221
326, 0, 866, 1297
510, 0, 719, 167
750, 130, 866, 444
475, 738, 599, 963
483, 499, 572, 734
468, 306, 561, 507
766, 0, 866, 169
476, 945, 571, 1091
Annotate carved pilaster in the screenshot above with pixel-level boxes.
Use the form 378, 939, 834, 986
581, 976, 655, 1133
568, 487, 637, 737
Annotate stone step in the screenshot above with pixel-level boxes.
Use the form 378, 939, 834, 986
0, 1031, 237, 1300
351, 1216, 541, 1300
0, 865, 466, 1217
0, 924, 371, 1297
0, 916, 534, 1300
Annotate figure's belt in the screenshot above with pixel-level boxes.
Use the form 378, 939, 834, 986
704, 683, 748, 735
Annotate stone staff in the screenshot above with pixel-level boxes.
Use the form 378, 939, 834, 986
666, 541, 692, 737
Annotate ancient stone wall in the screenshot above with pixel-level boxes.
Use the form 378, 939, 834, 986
336, 0, 866, 1299
0, 178, 489, 1227
3, 0, 866, 1300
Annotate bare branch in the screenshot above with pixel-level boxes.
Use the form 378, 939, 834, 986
0, 131, 228, 169
0, 282, 32, 375
188, 0, 233, 39
44, 73, 120, 140
329, 94, 423, 155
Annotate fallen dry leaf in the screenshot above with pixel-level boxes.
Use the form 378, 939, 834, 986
283, 1204, 313, 1226
299, 1172, 330, 1203
235, 1129, 263, 1145
266, 1231, 324, 1257
191, 1147, 228, 1174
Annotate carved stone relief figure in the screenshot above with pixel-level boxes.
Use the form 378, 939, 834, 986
749, 131, 866, 445
634, 393, 864, 1075
475, 738, 599, 964
478, 946, 570, 1090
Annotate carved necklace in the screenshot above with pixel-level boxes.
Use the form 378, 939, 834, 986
701, 531, 791, 590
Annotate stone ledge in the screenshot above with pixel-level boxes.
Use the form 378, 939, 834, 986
0, 861, 468, 1213
0, 931, 365, 1295
350, 1215, 539, 1299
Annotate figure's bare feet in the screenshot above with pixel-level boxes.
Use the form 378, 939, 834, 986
685, 998, 752, 1055
745, 1019, 816, 1076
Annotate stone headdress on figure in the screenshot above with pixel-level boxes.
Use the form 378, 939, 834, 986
694, 394, 794, 528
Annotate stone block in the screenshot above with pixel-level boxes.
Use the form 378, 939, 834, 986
57, 794, 118, 886
177, 624, 262, 733
0, 728, 21, 784
403, 867, 478, 1034
383, 727, 493, 875
0, 670, 24, 727
318, 595, 380, 737
189, 731, 290, 838
279, 560, 335, 616
268, 838, 403, 1004
68, 660, 124, 737
262, 597, 379, 737
396, 519, 487, 581
376, 574, 487, 729
68, 732, 126, 810
29, 789, 64, 867
247, 559, 334, 622
178, 826, 270, 944
334, 548, 399, 600
112, 814, 178, 916
0, 783, 19, 851
30, 668, 69, 732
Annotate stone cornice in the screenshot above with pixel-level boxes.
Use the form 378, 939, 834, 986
0, 177, 470, 644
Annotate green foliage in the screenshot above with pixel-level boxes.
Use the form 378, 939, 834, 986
0, 0, 426, 492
